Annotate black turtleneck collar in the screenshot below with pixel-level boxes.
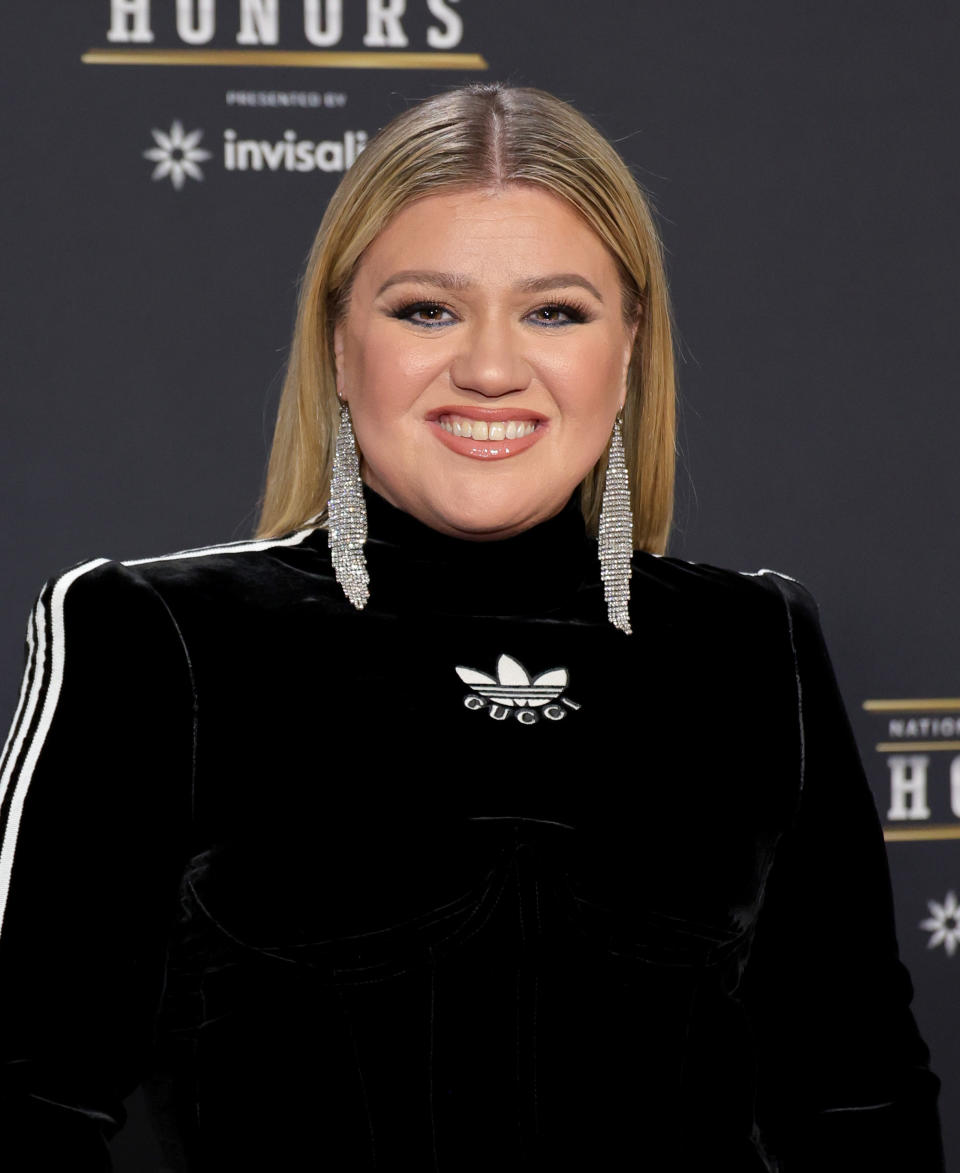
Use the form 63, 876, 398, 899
359, 484, 595, 618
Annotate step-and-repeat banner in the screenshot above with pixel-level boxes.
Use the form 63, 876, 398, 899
1, 3, 957, 1167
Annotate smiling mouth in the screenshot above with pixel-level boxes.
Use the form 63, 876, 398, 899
428, 410, 546, 461
437, 413, 539, 440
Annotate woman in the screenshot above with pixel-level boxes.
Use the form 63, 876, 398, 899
0, 83, 944, 1171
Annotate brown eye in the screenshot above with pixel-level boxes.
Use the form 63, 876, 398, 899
392, 300, 455, 327
528, 301, 590, 326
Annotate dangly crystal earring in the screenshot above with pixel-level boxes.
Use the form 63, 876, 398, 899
597, 413, 633, 634
328, 399, 370, 610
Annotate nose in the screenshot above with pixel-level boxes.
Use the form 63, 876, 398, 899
449, 316, 532, 398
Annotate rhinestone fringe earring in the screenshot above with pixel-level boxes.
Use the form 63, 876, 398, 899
597, 414, 634, 634
328, 400, 370, 610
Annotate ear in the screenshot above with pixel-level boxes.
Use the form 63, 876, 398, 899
618, 319, 639, 411
333, 320, 346, 401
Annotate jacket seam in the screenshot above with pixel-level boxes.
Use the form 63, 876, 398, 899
129, 571, 199, 830
756, 570, 806, 800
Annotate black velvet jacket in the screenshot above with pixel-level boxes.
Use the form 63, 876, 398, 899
0, 488, 944, 1171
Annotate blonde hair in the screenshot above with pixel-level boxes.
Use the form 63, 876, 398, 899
255, 83, 676, 552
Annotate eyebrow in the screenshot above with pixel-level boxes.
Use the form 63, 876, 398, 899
375, 270, 604, 302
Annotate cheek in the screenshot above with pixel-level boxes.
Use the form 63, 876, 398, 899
550, 344, 625, 419
542, 325, 627, 381
346, 326, 444, 412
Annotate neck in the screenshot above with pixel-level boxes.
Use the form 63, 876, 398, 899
360, 484, 593, 617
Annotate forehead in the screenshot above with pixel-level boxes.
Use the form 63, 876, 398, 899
353, 185, 620, 289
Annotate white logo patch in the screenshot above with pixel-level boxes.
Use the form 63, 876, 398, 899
456, 654, 581, 725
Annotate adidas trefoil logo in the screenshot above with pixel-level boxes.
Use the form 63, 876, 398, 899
456, 653, 581, 725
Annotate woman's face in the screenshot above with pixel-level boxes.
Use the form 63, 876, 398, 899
333, 184, 638, 540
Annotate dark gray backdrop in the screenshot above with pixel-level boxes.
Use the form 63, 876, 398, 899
1, 3, 957, 1168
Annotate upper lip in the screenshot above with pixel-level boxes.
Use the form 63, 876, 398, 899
426, 405, 547, 422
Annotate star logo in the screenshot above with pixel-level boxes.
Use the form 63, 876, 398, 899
143, 120, 213, 191
920, 890, 960, 957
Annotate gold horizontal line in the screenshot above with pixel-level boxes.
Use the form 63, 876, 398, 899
884, 824, 960, 842
863, 698, 960, 712
82, 47, 488, 70
875, 741, 960, 752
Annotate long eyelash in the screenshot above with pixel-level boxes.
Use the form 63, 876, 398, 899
538, 299, 591, 323
388, 296, 593, 325
390, 299, 452, 323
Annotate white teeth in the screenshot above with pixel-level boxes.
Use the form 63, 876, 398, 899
438, 415, 539, 441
